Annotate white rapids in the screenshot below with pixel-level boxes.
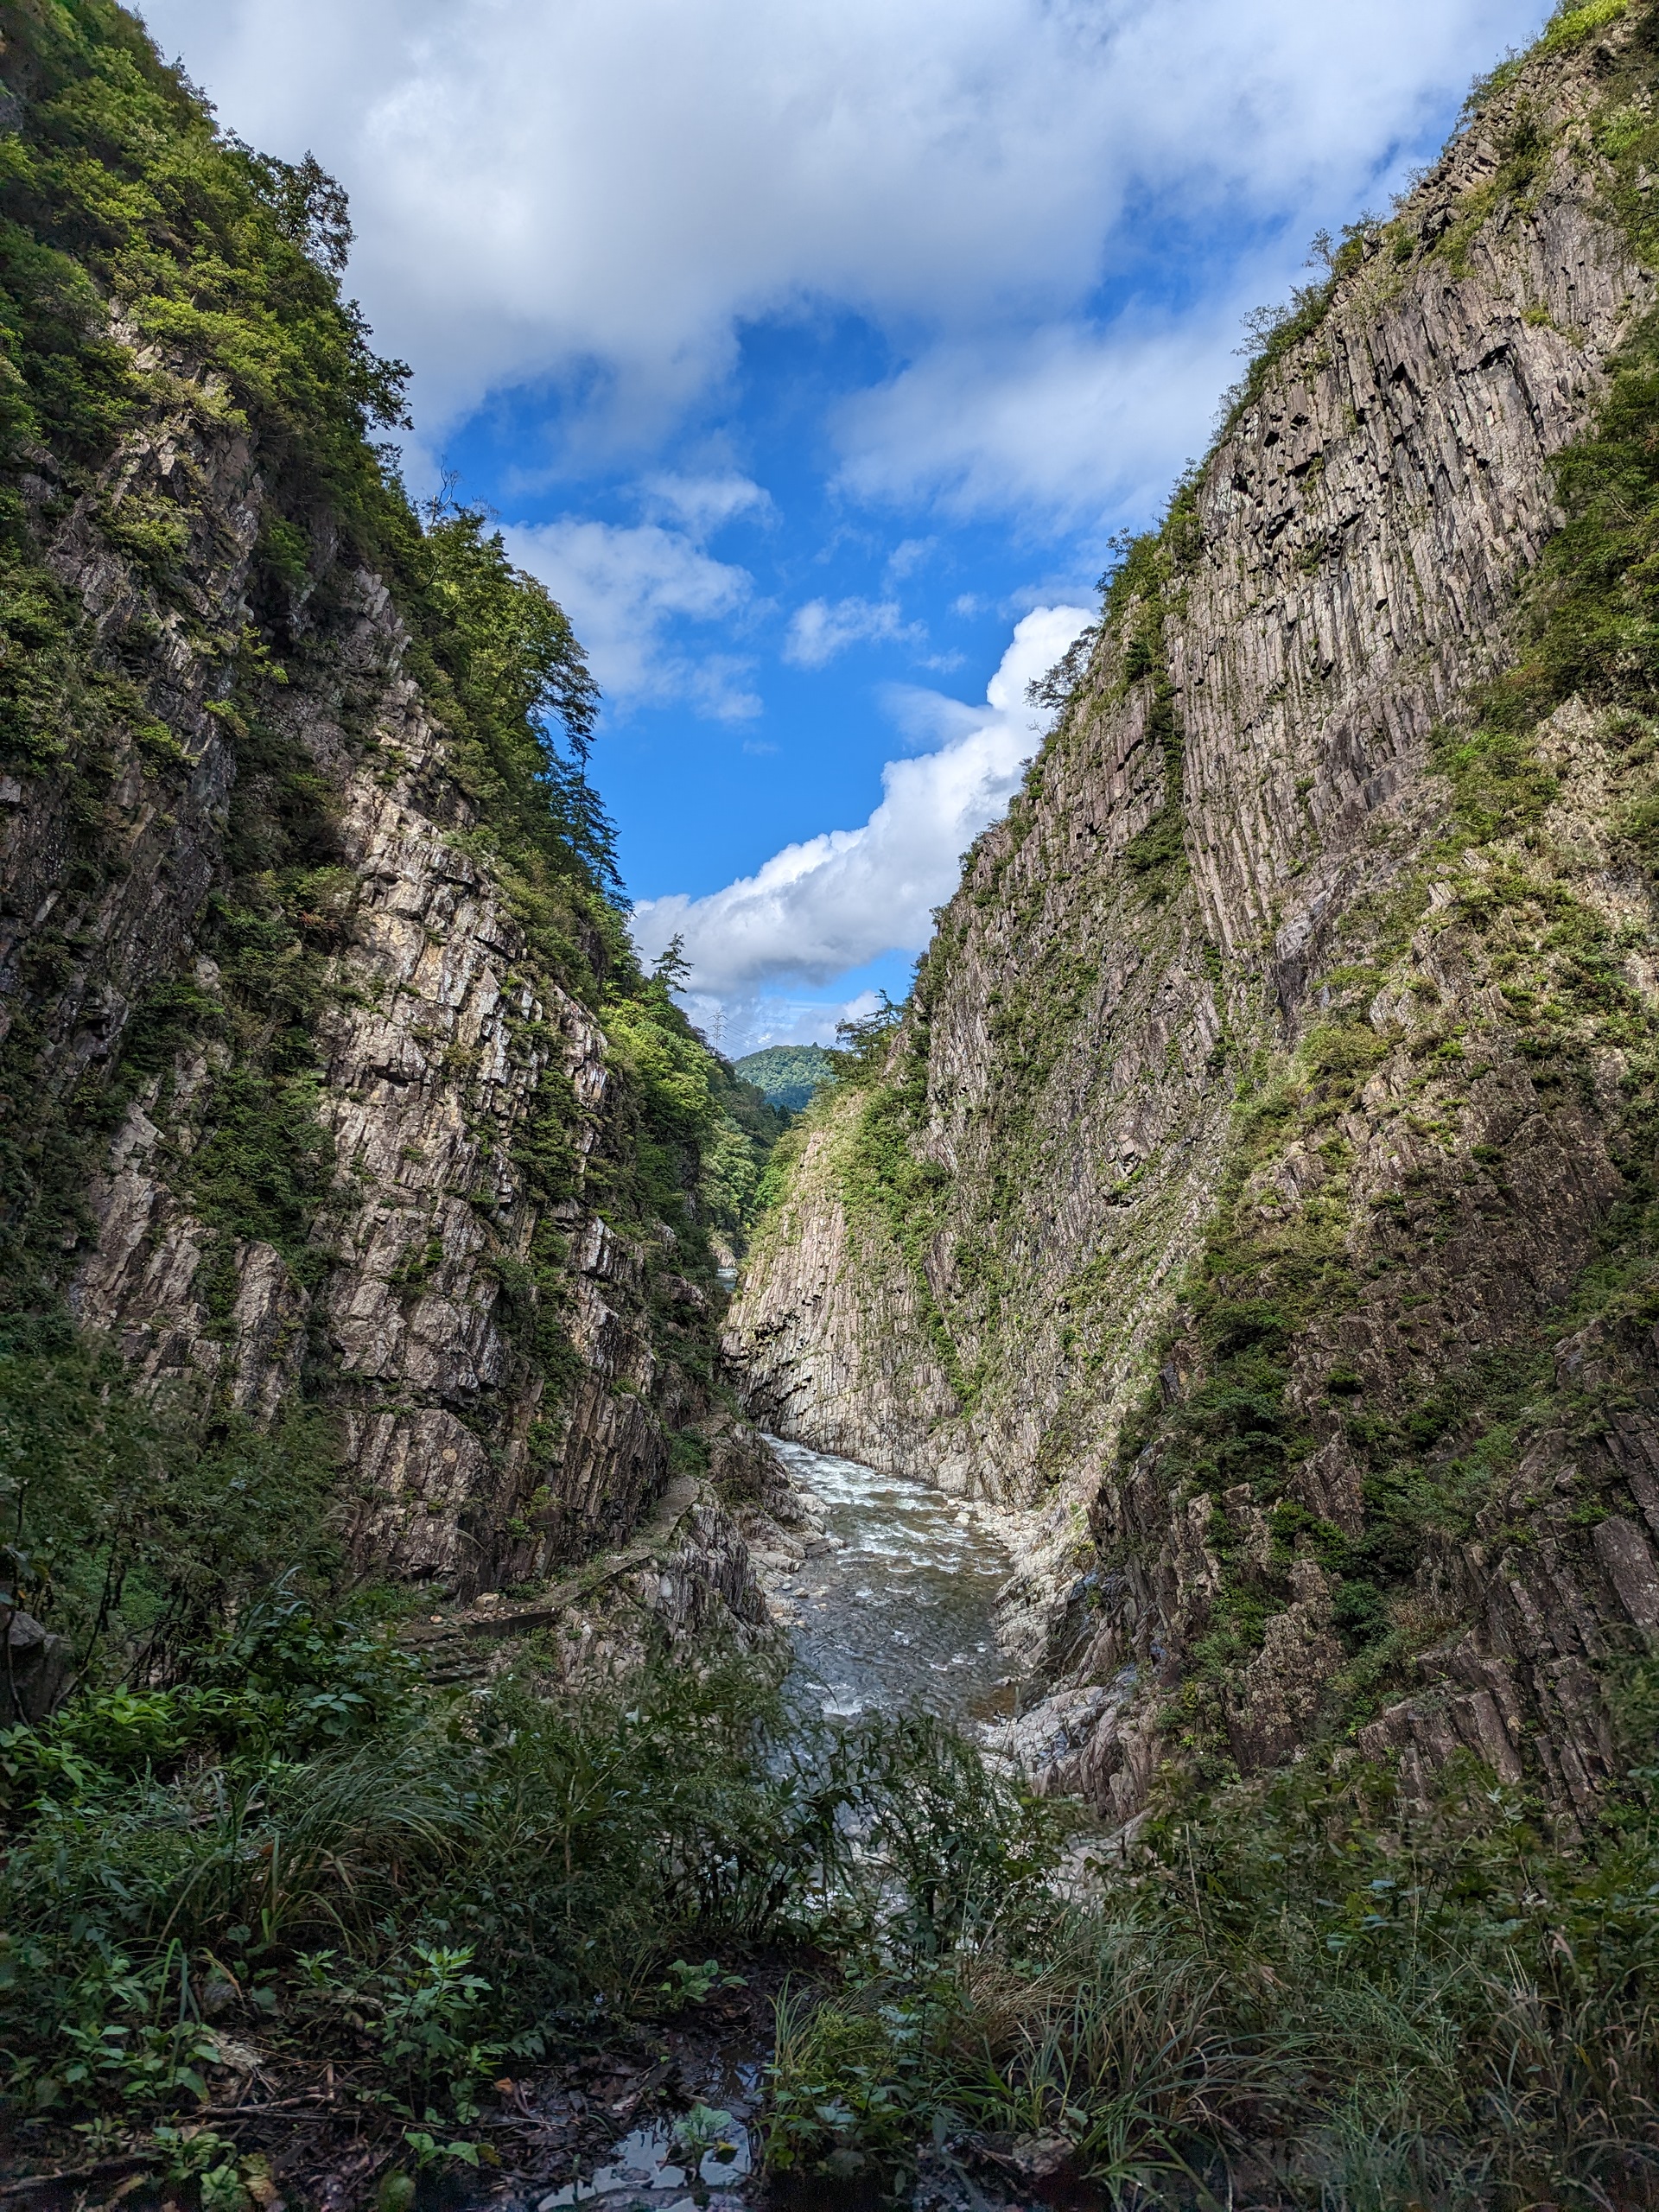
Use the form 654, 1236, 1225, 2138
760, 1435, 1015, 1723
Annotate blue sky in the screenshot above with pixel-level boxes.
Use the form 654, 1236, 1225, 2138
140, 0, 1551, 1052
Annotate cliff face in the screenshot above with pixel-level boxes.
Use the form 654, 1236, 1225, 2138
32, 543, 676, 1591
0, 0, 765, 1622
733, 6, 1659, 1820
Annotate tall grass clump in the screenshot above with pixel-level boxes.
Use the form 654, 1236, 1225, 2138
760, 1754, 1659, 2208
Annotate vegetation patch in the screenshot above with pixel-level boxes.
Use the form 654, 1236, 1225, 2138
762, 1753, 1659, 2209
731, 1045, 835, 1114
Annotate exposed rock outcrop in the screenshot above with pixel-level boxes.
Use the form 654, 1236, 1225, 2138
732, 11, 1659, 1819
0, 22, 766, 1626
0, 1606, 74, 1726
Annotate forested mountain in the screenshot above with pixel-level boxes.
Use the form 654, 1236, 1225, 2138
0, 0, 784, 1640
731, 1042, 835, 1111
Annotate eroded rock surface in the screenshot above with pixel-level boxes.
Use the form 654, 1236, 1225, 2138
0, 321, 754, 1615
731, 21, 1659, 1818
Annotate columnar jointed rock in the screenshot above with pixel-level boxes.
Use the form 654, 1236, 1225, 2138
0, 305, 745, 1611
732, 16, 1659, 1819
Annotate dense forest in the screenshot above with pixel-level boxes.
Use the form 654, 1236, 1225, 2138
731, 1045, 835, 1115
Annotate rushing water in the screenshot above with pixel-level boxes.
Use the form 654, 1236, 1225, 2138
760, 1434, 1014, 1723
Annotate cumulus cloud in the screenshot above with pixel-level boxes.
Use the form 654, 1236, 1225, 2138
502, 517, 760, 721
630, 605, 1092, 994
137, 0, 1543, 486
784, 597, 924, 670
642, 473, 773, 531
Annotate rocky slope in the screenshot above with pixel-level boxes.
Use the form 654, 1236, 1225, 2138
732, 2, 1659, 1821
0, 0, 768, 1641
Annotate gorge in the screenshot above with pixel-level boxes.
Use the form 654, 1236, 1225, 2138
733, 0, 1659, 1835
8, 0, 1659, 2207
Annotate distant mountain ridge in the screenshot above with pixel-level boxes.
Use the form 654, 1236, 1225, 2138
733, 1044, 836, 1112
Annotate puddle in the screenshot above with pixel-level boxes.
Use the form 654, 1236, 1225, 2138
534, 2112, 752, 2210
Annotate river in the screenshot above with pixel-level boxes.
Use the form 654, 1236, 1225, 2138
478, 1440, 1017, 2212
757, 1435, 1015, 1724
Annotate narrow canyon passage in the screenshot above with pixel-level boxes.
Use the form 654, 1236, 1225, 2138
474, 1440, 1022, 2212
18, 5, 1659, 2202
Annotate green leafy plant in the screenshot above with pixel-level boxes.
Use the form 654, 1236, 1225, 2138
672, 2100, 745, 2190
763, 1985, 935, 2190
659, 1957, 748, 2005
401, 2127, 484, 2171
374, 1944, 505, 2124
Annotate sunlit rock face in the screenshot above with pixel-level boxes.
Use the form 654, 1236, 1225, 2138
0, 316, 728, 1610
731, 20, 1659, 1821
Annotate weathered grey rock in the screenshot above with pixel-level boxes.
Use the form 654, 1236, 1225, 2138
0, 1608, 74, 1726
1592, 1515, 1659, 1638
0, 312, 753, 1613
731, 22, 1659, 1821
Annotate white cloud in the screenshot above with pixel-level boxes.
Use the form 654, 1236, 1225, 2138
784, 596, 924, 670
681, 988, 881, 1059
502, 517, 760, 720
137, 0, 1546, 487
630, 604, 1092, 993
836, 304, 1250, 522
885, 538, 935, 581
642, 473, 772, 531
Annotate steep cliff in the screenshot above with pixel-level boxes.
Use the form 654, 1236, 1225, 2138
732, 0, 1659, 1821
0, 0, 773, 1652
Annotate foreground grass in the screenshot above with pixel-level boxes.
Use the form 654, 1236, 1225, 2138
766, 1751, 1659, 2209
8, 1599, 1659, 2210
0, 1592, 1060, 2199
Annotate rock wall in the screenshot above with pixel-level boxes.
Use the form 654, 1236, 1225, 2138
0, 154, 748, 1610
732, 12, 1659, 1818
